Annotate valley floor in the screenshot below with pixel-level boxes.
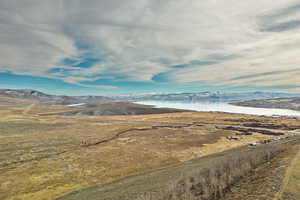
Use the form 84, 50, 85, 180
0, 96, 300, 200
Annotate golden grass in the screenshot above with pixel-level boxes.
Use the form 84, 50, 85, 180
0, 101, 299, 200
275, 144, 300, 200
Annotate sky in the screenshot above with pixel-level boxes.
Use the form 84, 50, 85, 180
0, 0, 300, 95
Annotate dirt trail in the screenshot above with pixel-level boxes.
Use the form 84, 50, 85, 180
4, 116, 298, 170
0, 150, 68, 170
274, 145, 300, 200
22, 103, 35, 114
0, 123, 194, 169
80, 118, 300, 136
81, 123, 193, 147
78, 118, 300, 149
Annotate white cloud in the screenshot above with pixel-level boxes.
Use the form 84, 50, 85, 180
0, 0, 300, 91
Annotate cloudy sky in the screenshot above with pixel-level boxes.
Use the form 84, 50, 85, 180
0, 0, 300, 95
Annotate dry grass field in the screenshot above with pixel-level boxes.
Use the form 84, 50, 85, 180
0, 95, 299, 200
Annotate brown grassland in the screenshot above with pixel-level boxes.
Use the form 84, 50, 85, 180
0, 95, 299, 200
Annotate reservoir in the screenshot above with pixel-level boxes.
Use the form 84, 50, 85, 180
137, 101, 300, 117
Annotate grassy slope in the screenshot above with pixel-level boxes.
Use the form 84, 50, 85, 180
0, 97, 299, 200
277, 144, 300, 200
232, 98, 300, 112
48, 102, 191, 116
58, 142, 294, 200
221, 141, 300, 200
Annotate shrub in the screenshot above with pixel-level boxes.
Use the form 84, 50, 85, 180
138, 144, 286, 200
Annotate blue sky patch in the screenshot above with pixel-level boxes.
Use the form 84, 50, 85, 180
152, 72, 169, 83
173, 60, 217, 69
61, 57, 102, 68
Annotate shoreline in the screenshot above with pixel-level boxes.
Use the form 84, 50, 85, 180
135, 101, 300, 120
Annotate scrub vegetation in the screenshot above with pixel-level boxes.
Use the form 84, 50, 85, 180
0, 95, 299, 200
137, 142, 290, 200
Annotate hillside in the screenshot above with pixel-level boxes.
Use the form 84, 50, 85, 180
2, 89, 300, 105
233, 98, 300, 112
0, 89, 112, 105
114, 91, 300, 102
53, 102, 189, 116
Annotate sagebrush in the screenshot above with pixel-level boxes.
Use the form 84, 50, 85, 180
138, 144, 286, 200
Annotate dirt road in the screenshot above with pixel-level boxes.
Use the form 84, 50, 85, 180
274, 144, 300, 200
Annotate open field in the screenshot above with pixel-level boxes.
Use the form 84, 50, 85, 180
0, 96, 300, 200
60, 138, 300, 200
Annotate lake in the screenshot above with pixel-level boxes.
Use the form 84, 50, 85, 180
136, 101, 300, 117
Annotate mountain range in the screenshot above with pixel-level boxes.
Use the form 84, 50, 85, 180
1, 89, 300, 105
113, 91, 300, 103
0, 89, 112, 105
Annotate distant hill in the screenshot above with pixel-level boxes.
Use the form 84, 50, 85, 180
0, 89, 188, 116
232, 98, 300, 111
1, 88, 300, 105
114, 91, 300, 102
0, 89, 112, 105
55, 102, 189, 116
